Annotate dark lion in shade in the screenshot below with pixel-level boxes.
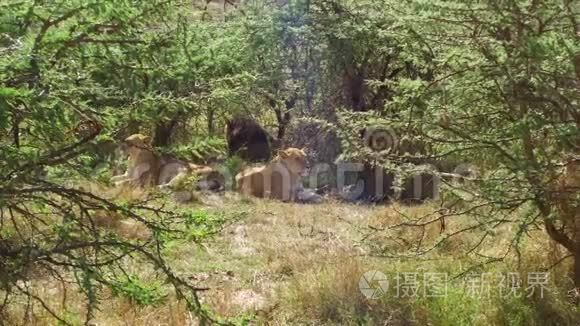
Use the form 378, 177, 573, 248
226, 117, 272, 162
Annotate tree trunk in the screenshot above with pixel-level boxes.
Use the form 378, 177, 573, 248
343, 66, 367, 111
11, 113, 20, 148
207, 109, 215, 135
574, 249, 580, 288
276, 109, 290, 140
275, 97, 294, 141
573, 189, 580, 289
269, 93, 295, 142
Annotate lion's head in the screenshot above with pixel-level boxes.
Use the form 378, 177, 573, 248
275, 147, 308, 176
124, 134, 151, 148
119, 134, 152, 155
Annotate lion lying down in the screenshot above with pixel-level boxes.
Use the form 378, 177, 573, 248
111, 134, 224, 191
235, 148, 322, 203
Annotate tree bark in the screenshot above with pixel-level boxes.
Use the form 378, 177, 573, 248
207, 109, 215, 135
11, 113, 20, 148
275, 96, 295, 141
574, 246, 580, 288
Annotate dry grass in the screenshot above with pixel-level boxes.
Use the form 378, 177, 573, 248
163, 197, 385, 322
79, 183, 153, 240
3, 187, 579, 325
95, 296, 193, 326
282, 257, 369, 323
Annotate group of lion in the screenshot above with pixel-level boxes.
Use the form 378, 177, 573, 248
110, 133, 315, 202
109, 121, 579, 211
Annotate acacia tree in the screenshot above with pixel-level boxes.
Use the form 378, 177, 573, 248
0, 1, 233, 323
310, 0, 430, 114
242, 1, 319, 141
365, 0, 579, 290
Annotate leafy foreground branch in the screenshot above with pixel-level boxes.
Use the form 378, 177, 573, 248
0, 122, 228, 324
0, 178, 232, 324
354, 0, 580, 305
0, 1, 241, 322
2, 181, 205, 323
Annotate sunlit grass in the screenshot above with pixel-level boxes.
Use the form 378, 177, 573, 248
3, 186, 578, 325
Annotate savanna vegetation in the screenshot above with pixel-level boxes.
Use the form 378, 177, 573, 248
0, 0, 578, 325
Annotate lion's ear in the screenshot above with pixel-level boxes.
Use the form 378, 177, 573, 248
301, 147, 307, 154
143, 135, 152, 144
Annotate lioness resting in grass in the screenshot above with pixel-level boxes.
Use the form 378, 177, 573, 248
235, 147, 321, 202
110, 134, 160, 187
111, 134, 223, 191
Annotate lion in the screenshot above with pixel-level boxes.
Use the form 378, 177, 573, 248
111, 134, 224, 191
110, 134, 160, 187
158, 156, 224, 192
235, 148, 309, 202
226, 117, 272, 162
